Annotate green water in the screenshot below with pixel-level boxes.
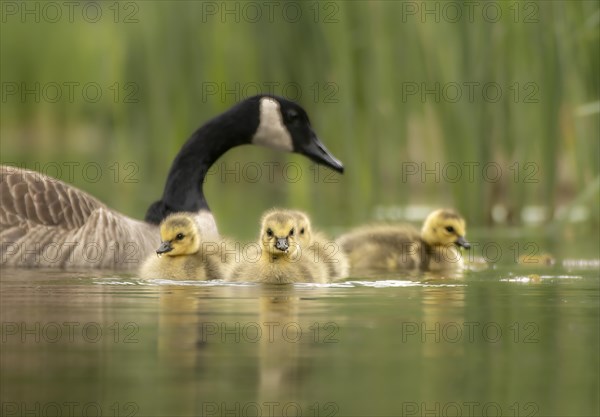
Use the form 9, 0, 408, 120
1, 238, 598, 417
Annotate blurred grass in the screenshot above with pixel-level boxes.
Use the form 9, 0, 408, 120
1, 1, 598, 239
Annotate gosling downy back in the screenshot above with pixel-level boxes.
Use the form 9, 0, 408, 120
336, 223, 424, 273
1, 96, 344, 269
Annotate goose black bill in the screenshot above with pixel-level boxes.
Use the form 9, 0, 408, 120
300, 132, 344, 174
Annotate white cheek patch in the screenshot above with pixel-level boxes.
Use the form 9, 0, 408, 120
252, 97, 294, 151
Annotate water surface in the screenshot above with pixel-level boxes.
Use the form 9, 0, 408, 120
1, 241, 598, 417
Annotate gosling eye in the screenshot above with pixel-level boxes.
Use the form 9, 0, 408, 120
176, 233, 185, 240
289, 228, 295, 237
266, 228, 273, 237
445, 226, 455, 233
300, 228, 305, 235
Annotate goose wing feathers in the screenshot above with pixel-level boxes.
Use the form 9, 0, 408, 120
1, 166, 158, 269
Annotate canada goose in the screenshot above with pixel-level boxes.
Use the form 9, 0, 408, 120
0, 95, 344, 269
337, 209, 471, 273
226, 209, 328, 284
290, 210, 349, 280
139, 212, 226, 280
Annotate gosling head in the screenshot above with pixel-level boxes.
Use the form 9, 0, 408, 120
288, 210, 313, 246
260, 210, 300, 259
250, 96, 344, 173
156, 213, 201, 257
421, 209, 471, 249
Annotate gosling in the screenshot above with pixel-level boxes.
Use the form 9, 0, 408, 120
290, 210, 349, 280
336, 209, 471, 273
139, 213, 226, 280
226, 209, 328, 284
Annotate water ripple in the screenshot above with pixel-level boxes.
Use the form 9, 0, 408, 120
93, 278, 467, 289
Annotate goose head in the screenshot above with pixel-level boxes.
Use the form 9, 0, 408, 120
421, 209, 471, 249
146, 95, 344, 226
251, 95, 344, 173
259, 210, 301, 259
156, 213, 201, 256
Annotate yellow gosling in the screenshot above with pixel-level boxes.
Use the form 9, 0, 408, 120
139, 213, 227, 280
290, 210, 349, 280
226, 209, 328, 283
336, 209, 471, 274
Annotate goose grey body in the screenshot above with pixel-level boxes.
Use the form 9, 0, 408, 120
0, 96, 344, 269
1, 166, 159, 268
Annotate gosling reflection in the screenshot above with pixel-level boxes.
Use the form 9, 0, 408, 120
418, 278, 466, 400
155, 283, 331, 413
157, 285, 202, 364
257, 290, 303, 405
155, 285, 203, 416
420, 280, 466, 358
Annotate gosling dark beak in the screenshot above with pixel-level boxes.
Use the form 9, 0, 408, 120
275, 238, 289, 252
455, 236, 471, 249
300, 130, 344, 173
156, 241, 173, 254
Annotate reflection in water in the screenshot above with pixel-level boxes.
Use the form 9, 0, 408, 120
1, 259, 598, 417
154, 283, 332, 414
157, 285, 200, 364
420, 282, 466, 404
421, 284, 466, 358
257, 292, 302, 405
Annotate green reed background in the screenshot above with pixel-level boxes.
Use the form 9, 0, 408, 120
1, 1, 598, 239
